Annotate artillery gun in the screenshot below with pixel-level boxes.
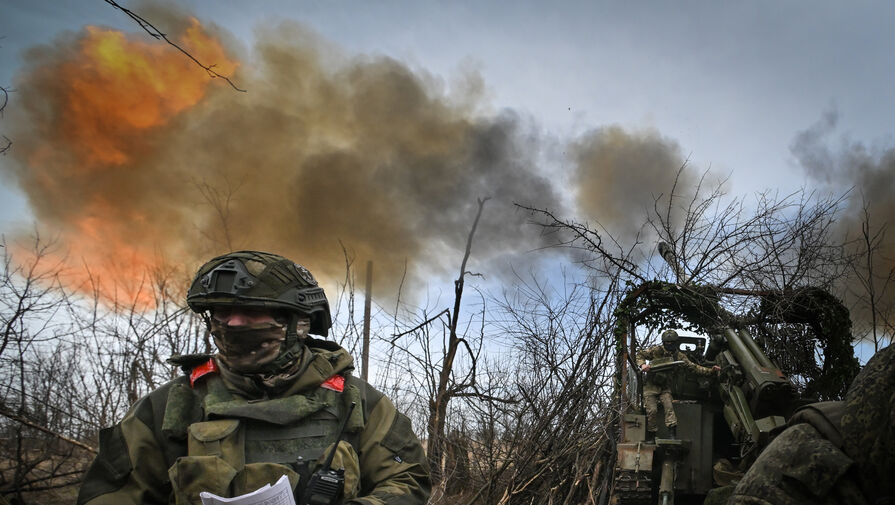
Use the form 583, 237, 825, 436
608, 243, 856, 505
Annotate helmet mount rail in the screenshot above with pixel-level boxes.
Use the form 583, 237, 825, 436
187, 251, 332, 337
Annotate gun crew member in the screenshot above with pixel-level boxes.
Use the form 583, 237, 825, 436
729, 343, 894, 505
637, 329, 719, 441
77, 251, 431, 505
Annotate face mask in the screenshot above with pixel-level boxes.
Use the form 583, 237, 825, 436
210, 318, 286, 373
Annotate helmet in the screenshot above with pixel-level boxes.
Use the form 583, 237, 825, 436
661, 329, 679, 345
187, 250, 332, 336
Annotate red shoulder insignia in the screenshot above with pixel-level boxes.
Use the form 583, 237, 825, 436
321, 374, 345, 392
190, 358, 218, 387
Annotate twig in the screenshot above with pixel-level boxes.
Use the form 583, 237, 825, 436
391, 308, 450, 341
0, 86, 9, 154
103, 0, 246, 92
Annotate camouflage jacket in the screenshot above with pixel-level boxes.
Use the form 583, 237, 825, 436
730, 343, 895, 505
635, 345, 715, 387
727, 412, 865, 505
77, 338, 430, 505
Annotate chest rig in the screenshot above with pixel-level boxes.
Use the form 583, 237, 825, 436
161, 368, 364, 505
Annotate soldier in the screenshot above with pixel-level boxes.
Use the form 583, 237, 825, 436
637, 329, 720, 440
77, 251, 431, 505
728, 343, 894, 505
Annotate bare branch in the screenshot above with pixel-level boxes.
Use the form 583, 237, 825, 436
0, 84, 10, 154
0, 407, 97, 454
391, 308, 449, 341
103, 0, 246, 92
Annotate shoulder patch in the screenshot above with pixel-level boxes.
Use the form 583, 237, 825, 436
189, 358, 218, 387
321, 374, 345, 392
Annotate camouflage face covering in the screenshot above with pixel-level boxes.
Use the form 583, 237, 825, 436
210, 319, 287, 373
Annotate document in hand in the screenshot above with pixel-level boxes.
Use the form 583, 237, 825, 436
199, 474, 296, 505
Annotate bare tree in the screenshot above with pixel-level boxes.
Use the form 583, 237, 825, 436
0, 233, 204, 504
376, 198, 502, 501
481, 271, 619, 505
193, 177, 245, 252
0, 235, 89, 504
426, 198, 489, 488
533, 168, 860, 395
846, 198, 895, 351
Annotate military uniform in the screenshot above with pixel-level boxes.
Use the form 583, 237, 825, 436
77, 339, 430, 505
636, 343, 715, 433
728, 344, 894, 505
77, 251, 430, 505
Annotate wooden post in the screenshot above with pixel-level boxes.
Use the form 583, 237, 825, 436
362, 260, 373, 382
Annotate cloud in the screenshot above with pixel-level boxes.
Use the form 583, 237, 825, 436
571, 125, 695, 243
792, 110, 895, 333
5, 17, 563, 304
5, 5, 721, 309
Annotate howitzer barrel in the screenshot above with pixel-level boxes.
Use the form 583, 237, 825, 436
721, 328, 791, 398
723, 328, 772, 370
737, 328, 776, 369
718, 327, 793, 441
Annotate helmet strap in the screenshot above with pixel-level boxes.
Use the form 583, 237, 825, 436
285, 312, 299, 348
201, 311, 212, 332
269, 312, 303, 372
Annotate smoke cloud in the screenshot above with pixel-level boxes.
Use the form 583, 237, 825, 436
6, 17, 565, 305
4, 6, 711, 308
792, 110, 895, 334
572, 126, 695, 244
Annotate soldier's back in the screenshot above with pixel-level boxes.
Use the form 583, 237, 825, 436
729, 422, 867, 505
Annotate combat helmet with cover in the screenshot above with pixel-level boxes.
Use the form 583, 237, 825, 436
187, 251, 332, 372
661, 329, 679, 349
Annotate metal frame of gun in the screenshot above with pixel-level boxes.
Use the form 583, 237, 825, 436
646, 360, 685, 372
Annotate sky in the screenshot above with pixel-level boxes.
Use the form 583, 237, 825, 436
0, 1, 893, 328
3, 2, 893, 202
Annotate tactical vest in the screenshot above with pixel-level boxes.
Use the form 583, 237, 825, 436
161, 368, 364, 505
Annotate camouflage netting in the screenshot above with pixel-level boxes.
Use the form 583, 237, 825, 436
613, 281, 730, 339
752, 288, 860, 400
614, 281, 860, 402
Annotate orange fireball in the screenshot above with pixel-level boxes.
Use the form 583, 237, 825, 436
14, 18, 239, 310
62, 19, 238, 165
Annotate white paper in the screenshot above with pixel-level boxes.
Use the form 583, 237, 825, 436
199, 474, 296, 505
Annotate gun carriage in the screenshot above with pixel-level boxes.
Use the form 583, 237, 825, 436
609, 243, 857, 505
